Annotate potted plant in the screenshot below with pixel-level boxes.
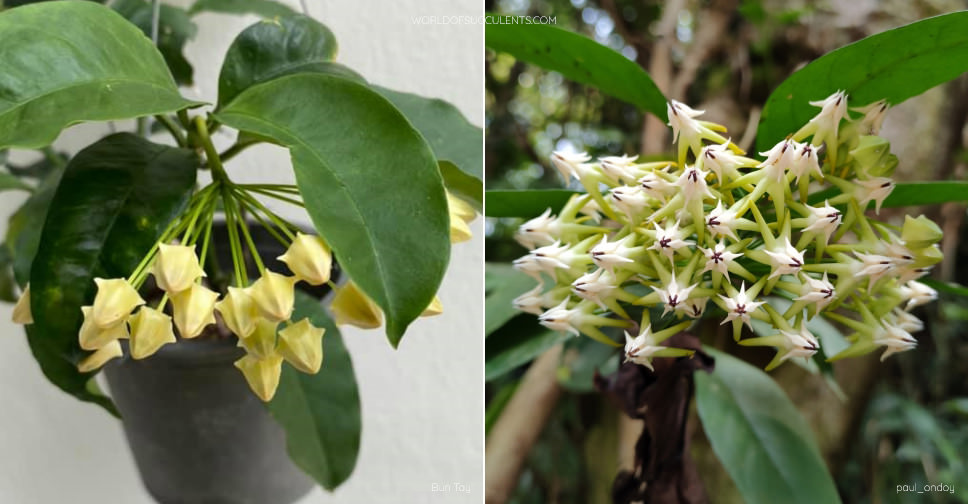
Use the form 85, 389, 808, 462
0, 0, 482, 502
484, 9, 968, 503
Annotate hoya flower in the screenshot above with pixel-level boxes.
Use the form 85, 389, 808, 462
239, 318, 278, 360
648, 220, 694, 262
901, 214, 943, 250
278, 318, 326, 374
590, 235, 640, 273
854, 251, 896, 290
790, 143, 823, 184
892, 309, 924, 333
677, 297, 709, 319
757, 139, 798, 182
599, 154, 640, 184
897, 265, 932, 285
657, 271, 698, 316
513, 284, 548, 315
676, 165, 714, 203
512, 254, 546, 282
171, 283, 218, 339
608, 185, 650, 220
854, 177, 894, 214
873, 323, 917, 361
778, 324, 820, 362
152, 243, 205, 293
706, 201, 741, 241
719, 282, 765, 329
801, 201, 842, 244
795, 272, 835, 311
77, 339, 123, 373
538, 299, 584, 336
667, 100, 728, 162
579, 198, 604, 223
446, 192, 477, 244
11, 284, 32, 325
214, 286, 259, 339
623, 326, 665, 371
248, 270, 297, 322
234, 352, 283, 402
800, 90, 848, 150
278, 233, 332, 285
515, 208, 564, 250
700, 241, 742, 280
551, 150, 591, 182
529, 240, 586, 274
898, 281, 937, 311
571, 268, 617, 309
853, 100, 888, 135
638, 170, 676, 202
92, 278, 145, 329
763, 237, 805, 279
330, 280, 383, 329
700, 141, 750, 184
128, 307, 176, 360
421, 296, 443, 317
78, 305, 129, 351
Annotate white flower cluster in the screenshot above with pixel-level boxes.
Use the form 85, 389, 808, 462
512, 92, 942, 370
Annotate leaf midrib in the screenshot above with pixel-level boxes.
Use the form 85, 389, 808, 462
0, 78, 181, 121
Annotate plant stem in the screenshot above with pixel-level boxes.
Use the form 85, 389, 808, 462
155, 114, 187, 147
218, 139, 260, 162
194, 116, 229, 183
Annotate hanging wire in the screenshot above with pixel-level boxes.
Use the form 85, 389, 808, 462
299, 0, 309, 15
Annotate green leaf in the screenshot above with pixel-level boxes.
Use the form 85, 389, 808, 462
188, 0, 295, 18
0, 172, 31, 192
557, 336, 619, 392
757, 12, 968, 151
266, 292, 361, 491
484, 189, 578, 218
0, 244, 16, 302
882, 181, 968, 207
0, 2, 198, 149
217, 73, 449, 347
695, 348, 841, 504
28, 133, 197, 413
486, 23, 666, 119
112, 0, 198, 85
485, 262, 537, 336
217, 14, 341, 108
485, 381, 518, 435
922, 278, 968, 297
374, 86, 483, 181
439, 161, 483, 211
486, 326, 567, 381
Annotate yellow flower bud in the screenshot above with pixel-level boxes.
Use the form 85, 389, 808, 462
12, 284, 32, 325
128, 307, 176, 360
151, 243, 206, 293
77, 339, 123, 373
447, 192, 476, 244
248, 270, 297, 322
450, 216, 473, 244
92, 278, 145, 329
238, 318, 278, 360
421, 296, 443, 317
277, 233, 332, 286
278, 318, 325, 374
330, 280, 383, 329
79, 305, 129, 351
234, 352, 283, 402
171, 283, 218, 339
215, 287, 259, 338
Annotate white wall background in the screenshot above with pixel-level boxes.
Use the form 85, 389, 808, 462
0, 0, 483, 502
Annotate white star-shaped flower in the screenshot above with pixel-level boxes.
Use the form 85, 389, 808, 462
854, 177, 894, 214
609, 185, 650, 221
873, 323, 917, 361
599, 154, 640, 185
590, 235, 639, 273
795, 272, 835, 311
550, 150, 591, 182
676, 165, 715, 203
802, 200, 841, 244
706, 201, 741, 241
538, 299, 583, 336
638, 170, 677, 202
852, 100, 888, 135
529, 240, 584, 274
624, 326, 668, 371
778, 324, 820, 362
806, 90, 849, 147
763, 237, 805, 279
571, 268, 617, 309
657, 271, 698, 316
700, 241, 742, 280
757, 139, 798, 182
898, 280, 937, 311
513, 284, 547, 315
719, 282, 765, 329
790, 142, 823, 184
677, 297, 709, 319
648, 220, 694, 262
515, 208, 564, 250
700, 141, 748, 184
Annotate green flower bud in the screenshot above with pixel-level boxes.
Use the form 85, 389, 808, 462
901, 215, 943, 249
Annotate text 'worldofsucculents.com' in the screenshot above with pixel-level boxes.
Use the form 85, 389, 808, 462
410, 15, 557, 25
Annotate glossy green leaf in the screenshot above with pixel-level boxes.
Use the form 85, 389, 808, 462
486, 327, 567, 381
267, 292, 361, 490
485, 262, 537, 336
188, 0, 295, 18
112, 0, 198, 85
484, 189, 578, 218
217, 14, 341, 108
882, 181, 968, 207
374, 86, 483, 181
486, 23, 666, 119
28, 133, 196, 413
0, 173, 30, 192
695, 348, 841, 504
439, 161, 482, 211
757, 12, 968, 151
217, 74, 449, 347
922, 278, 968, 297
0, 2, 198, 149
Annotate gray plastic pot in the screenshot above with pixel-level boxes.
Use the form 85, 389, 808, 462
103, 338, 314, 504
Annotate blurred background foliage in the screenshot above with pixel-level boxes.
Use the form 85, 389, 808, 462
485, 0, 968, 502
